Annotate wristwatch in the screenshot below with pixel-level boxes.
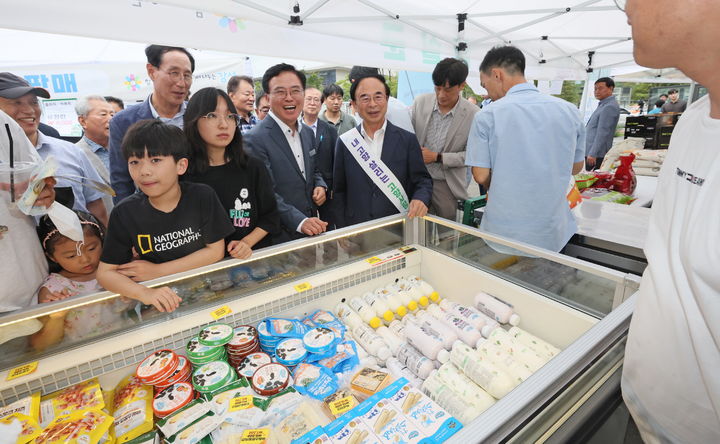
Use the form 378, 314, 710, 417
435, 153, 443, 163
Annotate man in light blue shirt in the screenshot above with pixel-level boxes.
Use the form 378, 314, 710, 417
466, 46, 585, 253
585, 77, 621, 170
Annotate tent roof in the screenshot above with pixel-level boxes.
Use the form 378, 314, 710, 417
0, 0, 638, 79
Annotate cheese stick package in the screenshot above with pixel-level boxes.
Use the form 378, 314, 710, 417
358, 397, 422, 444
273, 401, 329, 443
110, 375, 153, 443
164, 411, 223, 444
324, 403, 381, 444
35, 409, 113, 444
156, 399, 211, 438
386, 381, 463, 443
291, 426, 333, 444
39, 379, 105, 428
0, 413, 41, 444
206, 379, 265, 428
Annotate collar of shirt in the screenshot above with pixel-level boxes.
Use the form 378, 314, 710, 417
506, 82, 539, 97
268, 110, 302, 136
83, 136, 107, 153
304, 117, 318, 136
35, 130, 51, 150
360, 119, 388, 157
432, 95, 461, 117
599, 95, 616, 105
239, 113, 257, 125
149, 95, 187, 124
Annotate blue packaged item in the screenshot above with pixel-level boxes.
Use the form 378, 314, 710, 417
266, 318, 310, 338
303, 327, 336, 354
292, 363, 339, 400
318, 341, 360, 374
307, 310, 347, 339
275, 338, 307, 367
291, 426, 331, 444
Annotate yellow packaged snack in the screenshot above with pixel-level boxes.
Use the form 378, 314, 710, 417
34, 409, 113, 444
39, 379, 105, 428
109, 375, 153, 443
0, 392, 41, 420
0, 412, 41, 444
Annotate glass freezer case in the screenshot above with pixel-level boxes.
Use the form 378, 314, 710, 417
0, 214, 640, 442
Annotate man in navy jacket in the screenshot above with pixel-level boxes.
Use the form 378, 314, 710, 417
109, 45, 195, 203
333, 74, 432, 228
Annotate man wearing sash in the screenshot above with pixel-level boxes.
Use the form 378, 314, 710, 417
332, 74, 432, 228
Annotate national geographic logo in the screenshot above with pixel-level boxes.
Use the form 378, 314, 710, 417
136, 228, 201, 254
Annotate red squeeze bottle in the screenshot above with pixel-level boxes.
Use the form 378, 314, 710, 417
612, 153, 637, 194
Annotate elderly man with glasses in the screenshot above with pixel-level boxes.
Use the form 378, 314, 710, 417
332, 73, 432, 228
109, 44, 195, 203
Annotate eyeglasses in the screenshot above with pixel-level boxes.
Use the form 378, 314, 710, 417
613, 0, 627, 12
160, 68, 193, 84
201, 112, 239, 124
270, 88, 304, 99
304, 97, 321, 103
357, 93, 387, 105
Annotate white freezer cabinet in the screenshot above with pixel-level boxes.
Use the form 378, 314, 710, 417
0, 215, 639, 442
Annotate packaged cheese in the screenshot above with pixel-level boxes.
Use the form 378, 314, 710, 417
273, 402, 328, 443
0, 392, 40, 420
164, 411, 222, 444
156, 400, 211, 438
110, 375, 153, 443
0, 412, 41, 444
386, 381, 463, 442
34, 409, 113, 444
39, 379, 105, 428
350, 368, 392, 397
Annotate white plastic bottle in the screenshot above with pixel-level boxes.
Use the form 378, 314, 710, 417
374, 288, 408, 318
403, 319, 450, 362
396, 278, 423, 312
362, 292, 395, 324
388, 320, 406, 338
387, 282, 418, 312
414, 310, 459, 350
483, 327, 547, 372
434, 364, 496, 411
427, 304, 482, 347
406, 275, 441, 304
385, 357, 422, 387
399, 278, 428, 308
450, 341, 517, 399
350, 324, 392, 362
508, 326, 561, 360
348, 297, 383, 329
476, 338, 533, 382
438, 299, 487, 332
334, 302, 364, 330
375, 326, 406, 356
422, 373, 485, 424
395, 343, 436, 379
474, 292, 520, 326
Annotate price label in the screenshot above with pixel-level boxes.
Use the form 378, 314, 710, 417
329, 395, 356, 416
294, 282, 312, 292
229, 395, 254, 412
6, 361, 38, 381
211, 305, 232, 320
365, 256, 381, 265
240, 428, 270, 442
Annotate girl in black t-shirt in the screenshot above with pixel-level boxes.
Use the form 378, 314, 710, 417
183, 87, 279, 259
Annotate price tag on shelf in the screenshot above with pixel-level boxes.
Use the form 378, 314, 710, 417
240, 428, 269, 443
6, 361, 38, 381
365, 256, 381, 265
329, 395, 356, 416
229, 395, 254, 412
294, 282, 312, 292
364, 250, 404, 267
211, 305, 232, 320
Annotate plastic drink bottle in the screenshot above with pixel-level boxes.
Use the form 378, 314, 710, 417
476, 338, 533, 382
375, 326, 406, 355
508, 326, 561, 360
350, 324, 392, 362
439, 299, 487, 331
436, 362, 496, 411
406, 275, 440, 304
385, 357, 423, 387
474, 292, 521, 325
348, 296, 382, 329
362, 291, 395, 324
450, 340, 517, 399
427, 304, 482, 347
422, 373, 486, 424
403, 318, 450, 362
414, 310, 459, 350
374, 288, 408, 318
482, 327, 548, 372
395, 343, 436, 379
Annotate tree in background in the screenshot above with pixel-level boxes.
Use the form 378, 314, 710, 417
305, 72, 324, 90
554, 81, 584, 107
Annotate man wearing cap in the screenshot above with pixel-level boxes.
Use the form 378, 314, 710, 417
109, 44, 195, 203
661, 88, 687, 113
0, 72, 108, 227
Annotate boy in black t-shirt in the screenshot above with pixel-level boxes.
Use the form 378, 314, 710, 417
97, 120, 234, 312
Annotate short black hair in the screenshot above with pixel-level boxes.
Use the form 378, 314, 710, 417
121, 119, 189, 161
145, 44, 196, 72
261, 63, 306, 94
350, 74, 391, 101
255, 90, 267, 107
660, 93, 668, 99
595, 77, 615, 88
322, 84, 344, 101
349, 66, 379, 83
668, 88, 678, 94
104, 96, 124, 110
184, 87, 246, 175
479, 46, 525, 75
227, 75, 254, 95
432, 58, 469, 87
655, 99, 665, 108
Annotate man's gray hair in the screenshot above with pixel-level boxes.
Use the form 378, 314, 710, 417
75, 95, 107, 117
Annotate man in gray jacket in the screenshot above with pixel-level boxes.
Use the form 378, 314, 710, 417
75, 95, 115, 212
411, 58, 478, 220
585, 77, 620, 170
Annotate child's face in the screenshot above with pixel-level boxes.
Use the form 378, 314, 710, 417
127, 150, 188, 199
197, 96, 235, 152
49, 232, 102, 277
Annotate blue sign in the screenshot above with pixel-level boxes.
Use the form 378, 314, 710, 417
24, 73, 78, 94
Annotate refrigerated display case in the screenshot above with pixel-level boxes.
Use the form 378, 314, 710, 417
0, 214, 640, 442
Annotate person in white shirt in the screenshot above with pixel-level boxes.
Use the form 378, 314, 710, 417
620, 1, 720, 442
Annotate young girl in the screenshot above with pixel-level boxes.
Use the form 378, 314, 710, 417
31, 211, 135, 350
183, 87, 280, 259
